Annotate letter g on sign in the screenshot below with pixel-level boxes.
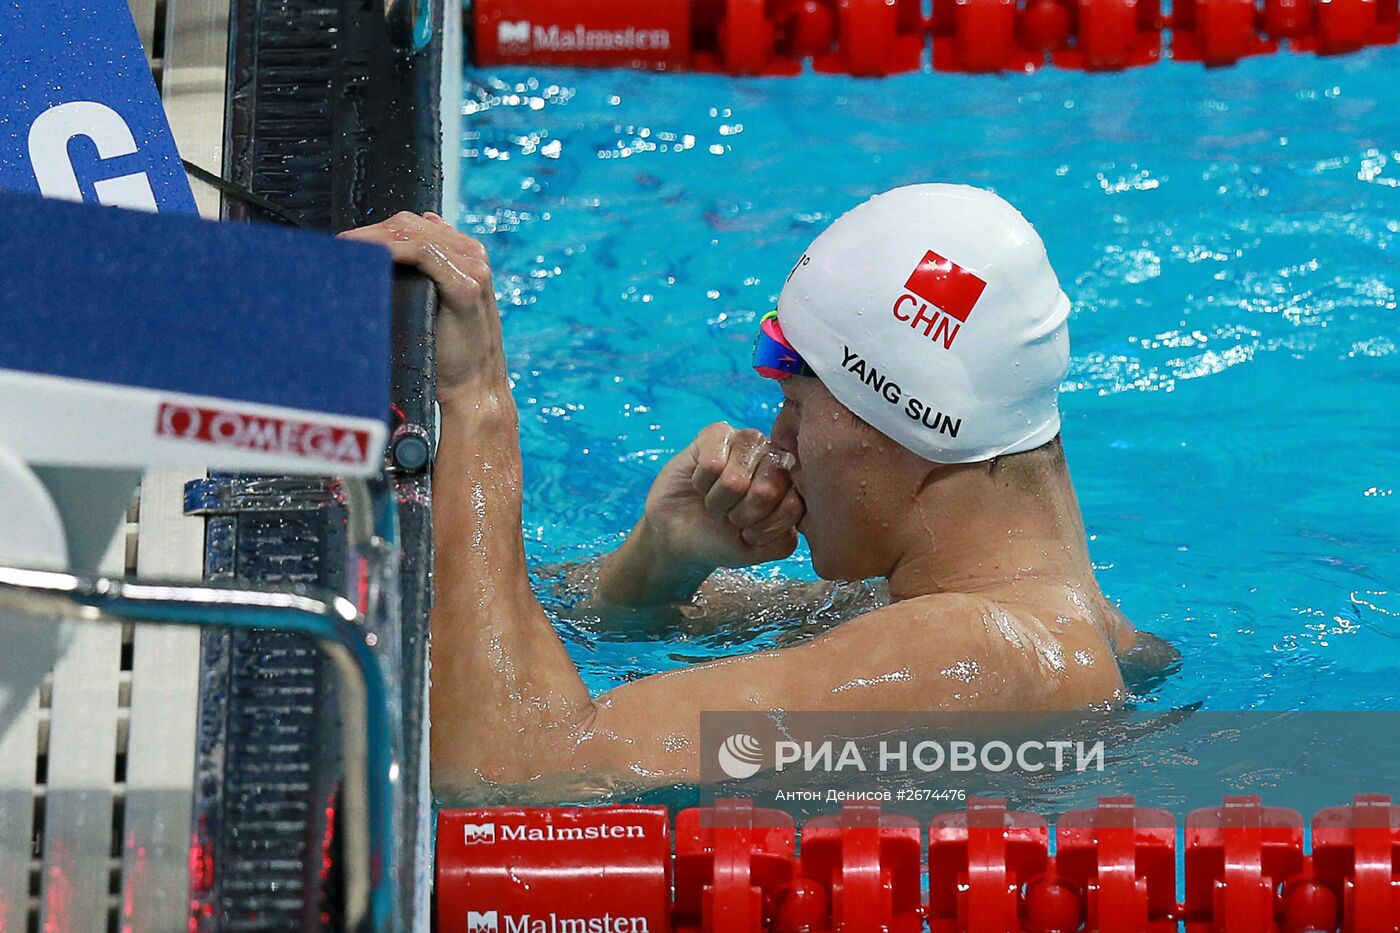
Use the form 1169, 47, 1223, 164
27, 101, 158, 212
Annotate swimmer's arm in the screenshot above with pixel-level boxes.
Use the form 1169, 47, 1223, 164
594, 515, 718, 607
567, 598, 1119, 784
340, 215, 597, 793
572, 422, 807, 612
430, 377, 597, 787
440, 597, 1095, 792
544, 554, 847, 632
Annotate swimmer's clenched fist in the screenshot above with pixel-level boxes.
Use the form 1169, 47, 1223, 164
646, 422, 805, 568
339, 211, 502, 399
592, 422, 806, 608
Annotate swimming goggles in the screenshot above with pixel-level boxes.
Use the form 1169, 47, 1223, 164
752, 310, 815, 380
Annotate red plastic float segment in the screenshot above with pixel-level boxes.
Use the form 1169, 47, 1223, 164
777, 0, 841, 57
930, 0, 1071, 71
1310, 794, 1400, 933
673, 798, 798, 933
1262, 0, 1315, 38
1054, 796, 1177, 933
800, 801, 924, 933
1020, 0, 1076, 54
1312, 0, 1375, 52
934, 0, 1040, 72
813, 0, 927, 76
1289, 0, 1399, 49
690, 0, 806, 75
720, 0, 781, 74
436, 806, 673, 933
1183, 796, 1305, 933
1314, 0, 1381, 52
1174, 0, 1279, 66
1052, 0, 1163, 69
693, 0, 843, 74
1380, 0, 1400, 43
928, 797, 1050, 933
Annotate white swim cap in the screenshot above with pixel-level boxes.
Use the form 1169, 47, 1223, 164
769, 184, 1071, 464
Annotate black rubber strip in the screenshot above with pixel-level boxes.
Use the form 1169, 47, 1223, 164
181, 158, 312, 230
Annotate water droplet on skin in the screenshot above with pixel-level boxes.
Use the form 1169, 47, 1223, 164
940, 659, 979, 683
1037, 640, 1067, 673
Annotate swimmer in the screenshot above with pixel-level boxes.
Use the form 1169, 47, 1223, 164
342, 185, 1177, 798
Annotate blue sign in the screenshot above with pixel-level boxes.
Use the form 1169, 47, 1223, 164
0, 0, 196, 214
0, 192, 392, 421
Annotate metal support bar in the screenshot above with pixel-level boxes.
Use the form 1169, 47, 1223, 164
0, 568, 399, 933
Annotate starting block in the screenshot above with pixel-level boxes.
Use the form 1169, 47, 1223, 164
0, 192, 393, 710
0, 191, 399, 929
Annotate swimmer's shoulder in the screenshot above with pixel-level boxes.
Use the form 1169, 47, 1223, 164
820, 591, 1005, 657
837, 591, 1124, 706
841, 591, 1067, 666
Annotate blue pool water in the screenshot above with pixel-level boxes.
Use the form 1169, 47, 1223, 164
456, 47, 1400, 716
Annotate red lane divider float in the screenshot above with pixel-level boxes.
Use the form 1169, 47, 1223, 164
673, 798, 797, 931
1055, 797, 1177, 933
1184, 796, 1305, 932
471, 0, 1397, 75
437, 805, 673, 932
928, 798, 1050, 932
437, 794, 1400, 933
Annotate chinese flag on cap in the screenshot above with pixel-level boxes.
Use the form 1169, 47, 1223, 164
903, 250, 987, 323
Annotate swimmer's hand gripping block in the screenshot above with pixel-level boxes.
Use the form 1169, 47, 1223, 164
0, 192, 393, 477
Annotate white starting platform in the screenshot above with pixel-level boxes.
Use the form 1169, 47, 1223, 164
0, 191, 403, 932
